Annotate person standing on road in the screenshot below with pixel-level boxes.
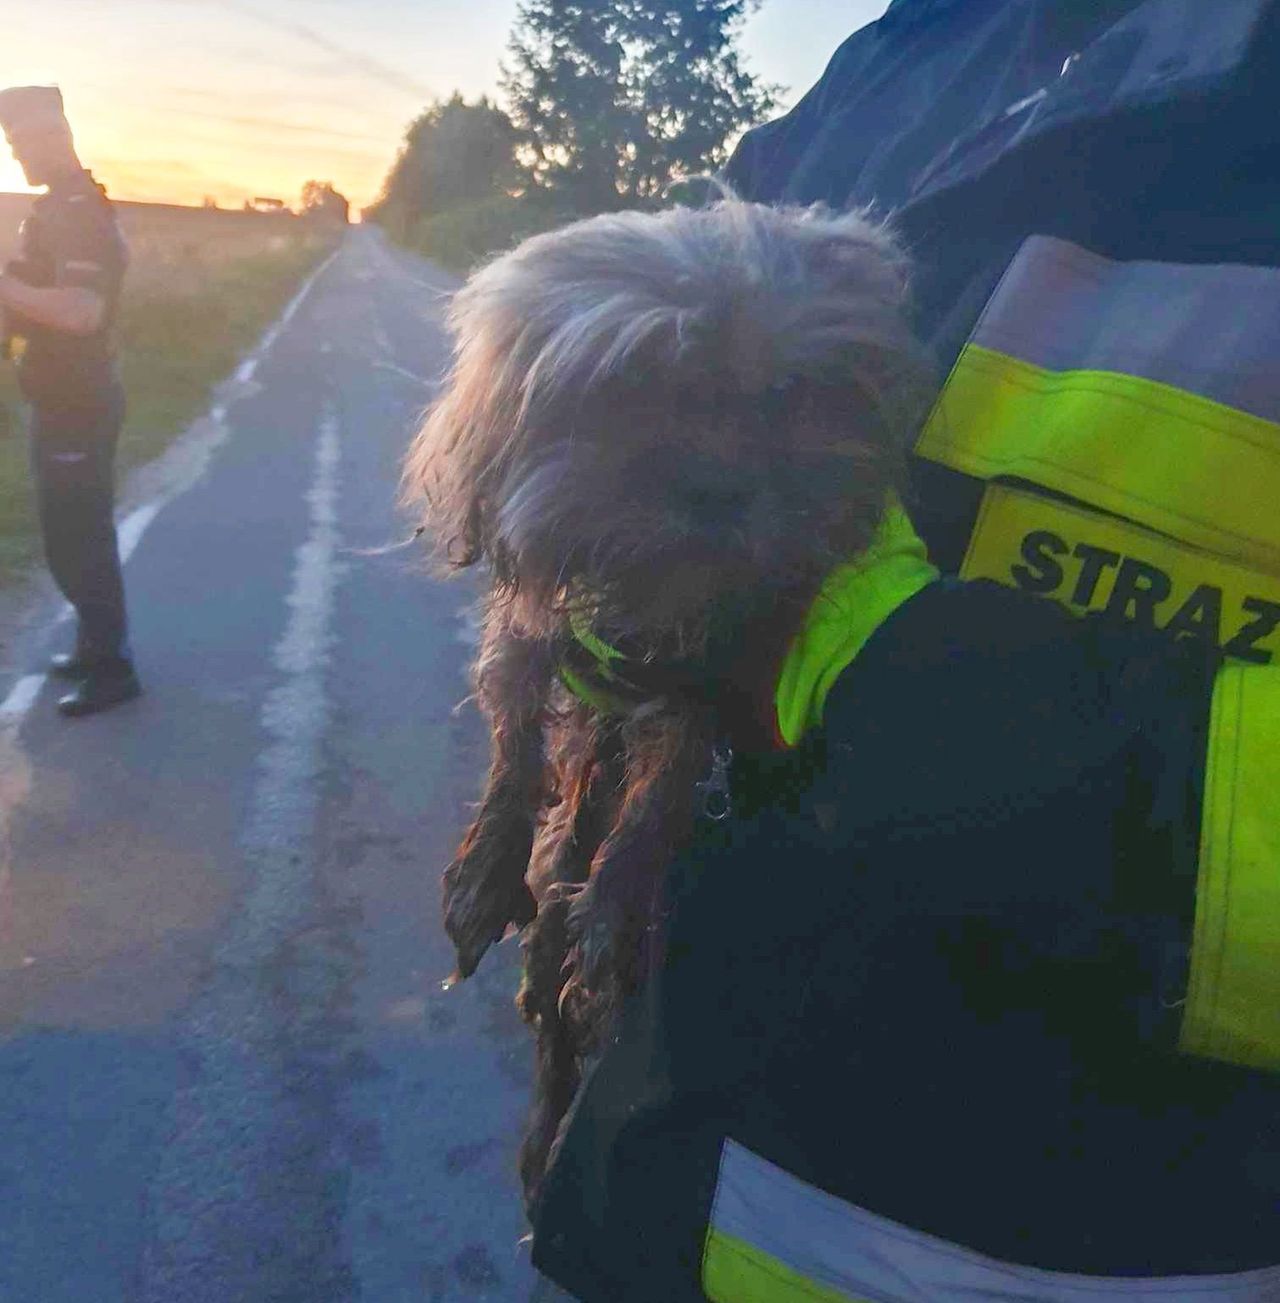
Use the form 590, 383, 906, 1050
0, 85, 140, 717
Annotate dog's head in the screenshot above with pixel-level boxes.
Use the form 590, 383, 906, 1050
407, 198, 931, 663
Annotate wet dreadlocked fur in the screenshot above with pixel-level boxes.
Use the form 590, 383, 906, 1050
403, 196, 932, 1206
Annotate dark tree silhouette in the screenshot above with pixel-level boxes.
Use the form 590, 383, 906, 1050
301, 181, 350, 223
504, 0, 777, 208
369, 94, 522, 235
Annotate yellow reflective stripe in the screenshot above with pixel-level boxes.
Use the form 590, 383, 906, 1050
1181, 664, 1280, 1072
960, 485, 1280, 664
775, 504, 938, 748
704, 1229, 868, 1303
919, 344, 1280, 573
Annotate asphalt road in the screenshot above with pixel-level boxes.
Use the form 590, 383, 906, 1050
0, 228, 555, 1303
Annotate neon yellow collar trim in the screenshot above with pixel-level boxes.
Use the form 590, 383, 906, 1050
774, 505, 939, 748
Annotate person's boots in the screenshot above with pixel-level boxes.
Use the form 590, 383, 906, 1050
48, 651, 94, 679
56, 657, 142, 718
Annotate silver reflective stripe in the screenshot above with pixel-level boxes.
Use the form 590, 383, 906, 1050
972, 236, 1280, 426
712, 1141, 1280, 1302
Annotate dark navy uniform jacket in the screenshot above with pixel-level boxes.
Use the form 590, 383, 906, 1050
9, 169, 127, 410
725, 0, 1280, 573
532, 582, 1280, 1300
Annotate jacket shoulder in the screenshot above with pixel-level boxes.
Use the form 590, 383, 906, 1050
42, 184, 126, 267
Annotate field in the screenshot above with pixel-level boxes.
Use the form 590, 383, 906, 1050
0, 195, 340, 580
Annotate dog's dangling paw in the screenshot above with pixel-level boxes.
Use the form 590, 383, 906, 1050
443, 850, 537, 980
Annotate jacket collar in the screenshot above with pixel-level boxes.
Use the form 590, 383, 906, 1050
774, 503, 938, 748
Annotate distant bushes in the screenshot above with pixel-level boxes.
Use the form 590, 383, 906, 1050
408, 191, 577, 273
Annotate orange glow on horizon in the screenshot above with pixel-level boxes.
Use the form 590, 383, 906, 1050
0, 100, 397, 213
2, 0, 518, 215
4, 0, 889, 215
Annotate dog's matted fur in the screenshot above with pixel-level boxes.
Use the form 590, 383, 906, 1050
404, 197, 932, 1204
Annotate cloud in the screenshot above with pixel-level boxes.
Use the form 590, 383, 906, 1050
88, 157, 233, 203
167, 107, 393, 146
203, 0, 437, 102
94, 158, 202, 176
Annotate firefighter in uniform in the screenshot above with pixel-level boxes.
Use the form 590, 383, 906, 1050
405, 194, 1280, 1297
0, 86, 140, 717
405, 2, 1280, 1294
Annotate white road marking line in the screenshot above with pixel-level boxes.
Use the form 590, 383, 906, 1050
139, 402, 346, 1299
231, 247, 341, 389
0, 675, 44, 719
0, 681, 39, 903
276, 252, 337, 331
117, 501, 163, 564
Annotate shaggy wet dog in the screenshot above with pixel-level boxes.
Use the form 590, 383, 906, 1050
403, 198, 931, 1204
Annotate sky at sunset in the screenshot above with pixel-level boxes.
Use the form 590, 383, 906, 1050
1, 0, 891, 212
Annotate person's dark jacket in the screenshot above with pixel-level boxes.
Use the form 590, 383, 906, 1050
9, 169, 126, 410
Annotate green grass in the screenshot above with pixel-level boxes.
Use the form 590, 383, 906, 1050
0, 230, 336, 583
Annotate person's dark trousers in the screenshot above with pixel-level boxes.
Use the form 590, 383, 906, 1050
29, 383, 130, 666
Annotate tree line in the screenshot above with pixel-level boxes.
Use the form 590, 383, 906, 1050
368, 0, 776, 267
